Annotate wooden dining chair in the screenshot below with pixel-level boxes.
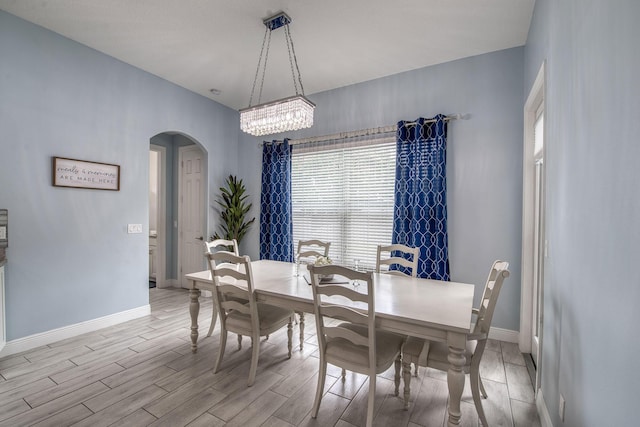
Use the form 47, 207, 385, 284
376, 243, 423, 375
294, 239, 331, 345
401, 260, 510, 426
204, 238, 245, 348
376, 243, 419, 277
309, 264, 405, 427
207, 251, 294, 387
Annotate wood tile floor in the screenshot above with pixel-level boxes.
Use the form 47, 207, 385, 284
0, 288, 541, 427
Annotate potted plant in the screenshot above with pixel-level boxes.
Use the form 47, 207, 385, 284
210, 175, 255, 246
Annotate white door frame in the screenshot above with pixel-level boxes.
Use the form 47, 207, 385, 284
150, 145, 167, 288
177, 144, 208, 288
520, 62, 546, 390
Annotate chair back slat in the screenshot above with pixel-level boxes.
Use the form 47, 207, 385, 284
213, 266, 248, 282
324, 325, 369, 347
297, 239, 331, 262
320, 305, 368, 325
205, 238, 239, 255
315, 283, 368, 304
376, 244, 419, 278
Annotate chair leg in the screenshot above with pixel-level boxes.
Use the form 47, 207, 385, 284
402, 359, 412, 410
287, 319, 293, 358
471, 368, 489, 426
341, 368, 346, 381
366, 374, 376, 427
479, 375, 488, 398
311, 359, 327, 418
207, 308, 217, 337
394, 354, 401, 396
237, 334, 242, 350
413, 363, 419, 377
247, 332, 260, 387
214, 330, 227, 373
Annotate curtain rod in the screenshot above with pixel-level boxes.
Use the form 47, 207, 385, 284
263, 113, 467, 146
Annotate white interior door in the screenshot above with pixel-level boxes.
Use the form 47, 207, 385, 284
178, 146, 205, 288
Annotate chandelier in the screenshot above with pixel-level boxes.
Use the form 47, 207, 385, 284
239, 12, 315, 137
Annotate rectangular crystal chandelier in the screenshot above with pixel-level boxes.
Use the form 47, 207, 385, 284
240, 12, 315, 137
240, 95, 315, 136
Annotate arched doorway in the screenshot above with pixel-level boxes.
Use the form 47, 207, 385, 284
150, 132, 208, 288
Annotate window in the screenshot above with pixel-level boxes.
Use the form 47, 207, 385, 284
291, 136, 396, 270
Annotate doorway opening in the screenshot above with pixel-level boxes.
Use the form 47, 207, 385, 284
149, 134, 207, 289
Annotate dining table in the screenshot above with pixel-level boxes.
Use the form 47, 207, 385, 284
185, 259, 475, 426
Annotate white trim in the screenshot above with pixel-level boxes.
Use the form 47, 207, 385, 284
166, 279, 180, 288
150, 144, 167, 289
520, 61, 546, 353
0, 265, 5, 354
0, 305, 150, 357
536, 388, 554, 427
488, 327, 519, 343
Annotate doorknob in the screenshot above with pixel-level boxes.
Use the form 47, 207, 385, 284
196, 236, 204, 241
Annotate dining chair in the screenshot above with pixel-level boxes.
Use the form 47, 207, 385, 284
376, 243, 419, 277
207, 251, 295, 387
296, 239, 331, 264
401, 260, 510, 426
309, 264, 405, 427
376, 243, 423, 376
204, 239, 245, 348
294, 239, 331, 346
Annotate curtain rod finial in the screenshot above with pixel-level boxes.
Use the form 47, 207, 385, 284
454, 113, 470, 120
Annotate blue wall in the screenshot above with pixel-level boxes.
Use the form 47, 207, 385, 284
525, 0, 640, 425
4, 2, 639, 422
239, 47, 525, 332
0, 11, 239, 340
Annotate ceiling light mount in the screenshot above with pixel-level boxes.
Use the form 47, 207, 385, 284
240, 12, 315, 137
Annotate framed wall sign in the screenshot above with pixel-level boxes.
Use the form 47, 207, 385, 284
52, 157, 120, 191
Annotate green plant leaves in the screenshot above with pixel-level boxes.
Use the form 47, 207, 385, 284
211, 175, 256, 245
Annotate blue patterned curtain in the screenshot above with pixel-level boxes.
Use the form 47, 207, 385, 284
260, 139, 294, 261
392, 115, 450, 280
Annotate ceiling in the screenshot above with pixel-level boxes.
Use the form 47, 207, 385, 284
0, 0, 535, 111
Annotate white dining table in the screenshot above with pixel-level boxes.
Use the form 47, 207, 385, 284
185, 259, 475, 426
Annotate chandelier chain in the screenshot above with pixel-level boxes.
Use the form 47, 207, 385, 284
248, 26, 269, 108
284, 24, 300, 96
285, 24, 305, 96
256, 30, 272, 105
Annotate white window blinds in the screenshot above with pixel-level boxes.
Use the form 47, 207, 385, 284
291, 135, 396, 271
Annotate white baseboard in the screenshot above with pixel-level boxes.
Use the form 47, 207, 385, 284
488, 326, 519, 343
537, 388, 554, 427
0, 304, 150, 358
157, 279, 179, 289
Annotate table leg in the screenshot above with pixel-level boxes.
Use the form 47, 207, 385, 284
446, 332, 466, 426
402, 358, 412, 410
190, 288, 201, 353
298, 311, 305, 350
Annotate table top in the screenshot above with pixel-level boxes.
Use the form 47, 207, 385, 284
186, 259, 475, 335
